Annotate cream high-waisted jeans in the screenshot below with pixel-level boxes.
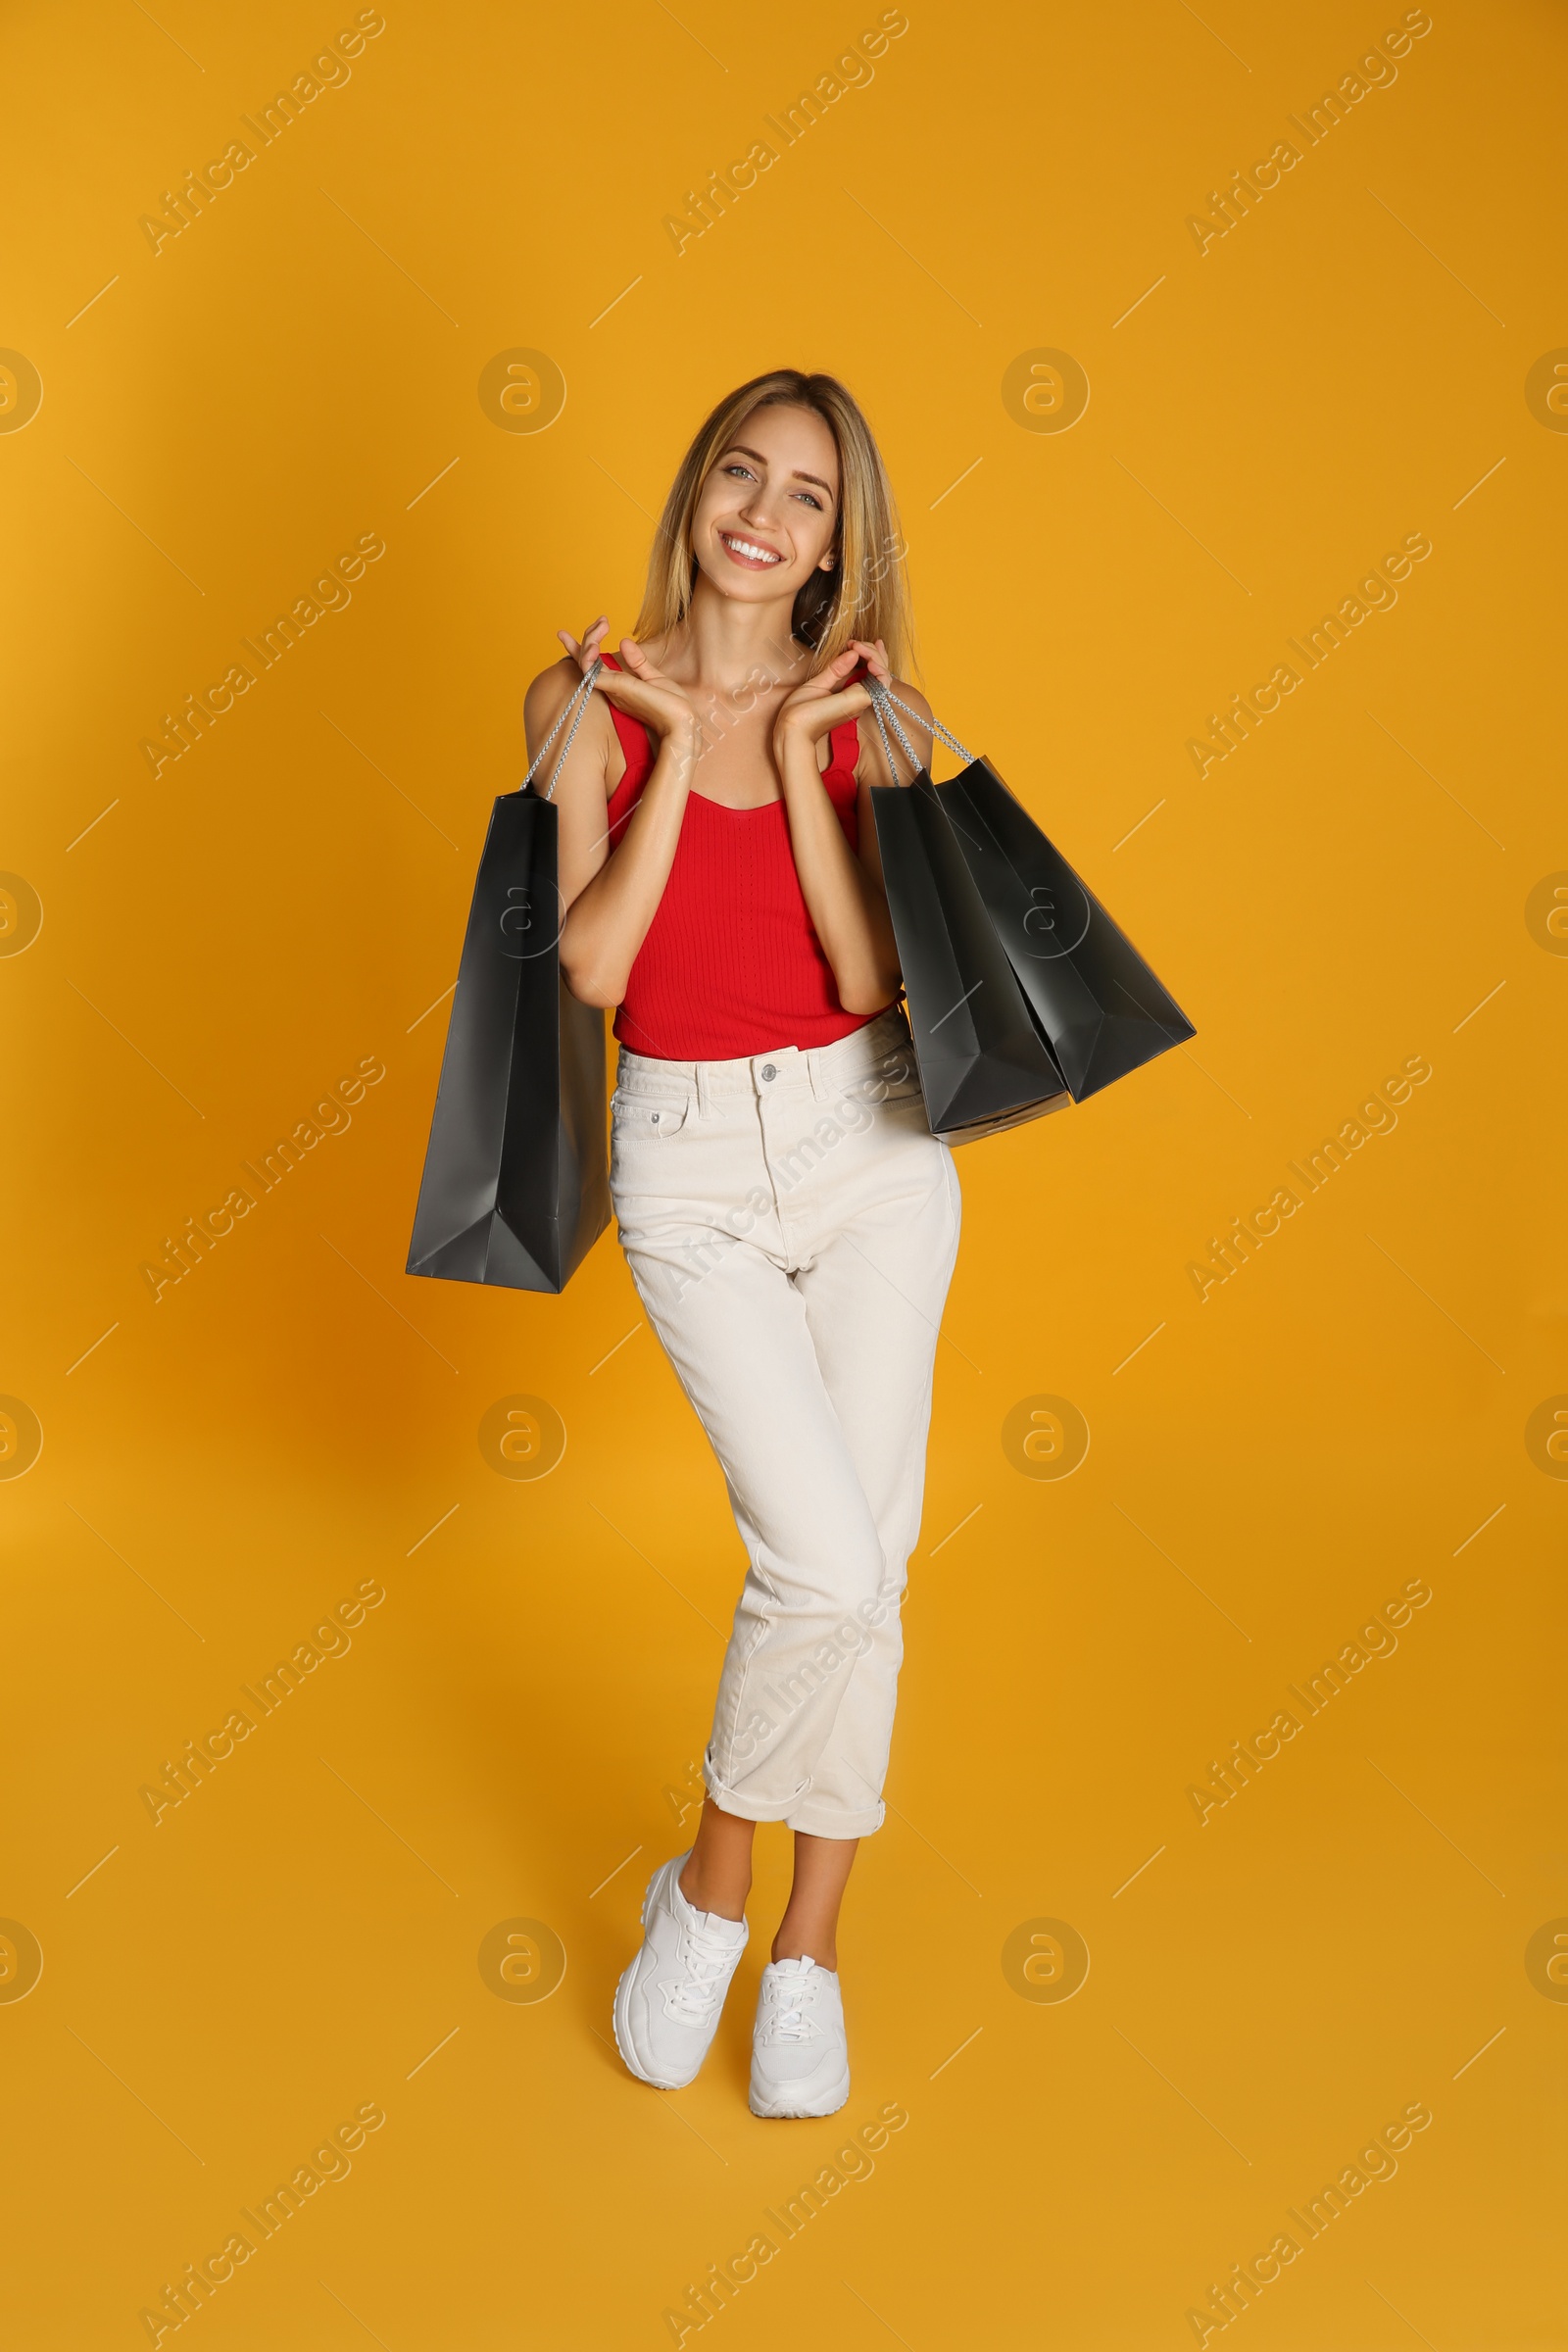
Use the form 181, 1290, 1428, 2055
610, 1006, 961, 1838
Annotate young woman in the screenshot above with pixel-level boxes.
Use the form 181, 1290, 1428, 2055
523, 368, 959, 2119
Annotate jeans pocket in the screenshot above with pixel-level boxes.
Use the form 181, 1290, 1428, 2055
611, 1095, 690, 1141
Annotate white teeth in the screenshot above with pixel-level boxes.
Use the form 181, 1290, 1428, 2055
724, 534, 780, 564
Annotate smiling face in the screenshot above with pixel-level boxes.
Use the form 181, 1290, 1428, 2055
689, 402, 841, 611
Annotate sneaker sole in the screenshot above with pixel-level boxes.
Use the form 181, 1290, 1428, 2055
747, 2065, 852, 2121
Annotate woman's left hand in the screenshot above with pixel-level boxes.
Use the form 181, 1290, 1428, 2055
772, 638, 891, 759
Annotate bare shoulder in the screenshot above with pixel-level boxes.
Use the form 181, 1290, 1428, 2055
522, 653, 616, 791
523, 654, 590, 745
883, 674, 933, 727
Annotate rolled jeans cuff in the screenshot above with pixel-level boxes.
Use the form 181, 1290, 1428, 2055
702, 1751, 886, 1838
701, 1751, 808, 1827
785, 1795, 886, 1838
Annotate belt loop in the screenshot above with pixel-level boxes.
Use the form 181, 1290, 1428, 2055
695, 1059, 711, 1121
808, 1042, 829, 1105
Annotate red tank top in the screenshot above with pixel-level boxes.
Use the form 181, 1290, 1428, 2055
599, 654, 887, 1061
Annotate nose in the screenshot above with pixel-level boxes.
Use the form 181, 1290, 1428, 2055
736, 479, 780, 530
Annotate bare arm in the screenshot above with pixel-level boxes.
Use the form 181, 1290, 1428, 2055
522, 619, 701, 1010
770, 640, 935, 1016
849, 654, 935, 941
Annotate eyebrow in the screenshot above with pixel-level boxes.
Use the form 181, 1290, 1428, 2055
724, 444, 837, 502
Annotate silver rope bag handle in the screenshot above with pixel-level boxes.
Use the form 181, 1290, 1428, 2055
521, 658, 603, 801
876, 679, 976, 765
864, 675, 976, 780
865, 675, 919, 782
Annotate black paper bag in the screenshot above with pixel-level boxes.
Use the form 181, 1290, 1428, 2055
870, 772, 1070, 1143
867, 680, 1195, 1106
407, 753, 610, 1291
938, 757, 1196, 1099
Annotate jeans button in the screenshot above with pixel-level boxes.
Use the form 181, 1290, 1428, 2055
760, 1063, 776, 1082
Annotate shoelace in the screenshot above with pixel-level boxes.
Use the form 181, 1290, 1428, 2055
762, 1962, 821, 2043
662, 1916, 742, 2024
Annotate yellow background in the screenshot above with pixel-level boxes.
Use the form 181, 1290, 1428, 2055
4, 0, 1564, 2344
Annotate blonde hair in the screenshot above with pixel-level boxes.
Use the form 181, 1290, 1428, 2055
634, 369, 916, 677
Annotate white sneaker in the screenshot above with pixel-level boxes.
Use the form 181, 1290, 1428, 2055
749, 1954, 851, 2118
612, 1853, 749, 2090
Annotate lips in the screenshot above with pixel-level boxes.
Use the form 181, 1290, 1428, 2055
719, 531, 783, 570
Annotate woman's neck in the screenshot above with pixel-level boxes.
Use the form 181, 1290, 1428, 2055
654, 575, 816, 700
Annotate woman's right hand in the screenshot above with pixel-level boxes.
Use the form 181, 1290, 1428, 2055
557, 617, 699, 750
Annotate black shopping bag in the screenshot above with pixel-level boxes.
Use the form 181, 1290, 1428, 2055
870, 770, 1069, 1144
406, 666, 610, 1292
869, 683, 1196, 1104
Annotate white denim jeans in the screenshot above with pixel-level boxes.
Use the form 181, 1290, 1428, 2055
610, 1007, 962, 1839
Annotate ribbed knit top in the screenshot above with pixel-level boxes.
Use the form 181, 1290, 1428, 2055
600, 654, 885, 1061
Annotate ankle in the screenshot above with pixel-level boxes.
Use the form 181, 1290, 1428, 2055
678, 1859, 749, 1923
771, 1937, 836, 1970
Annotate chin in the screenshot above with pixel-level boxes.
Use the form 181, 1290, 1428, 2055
703, 566, 790, 603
